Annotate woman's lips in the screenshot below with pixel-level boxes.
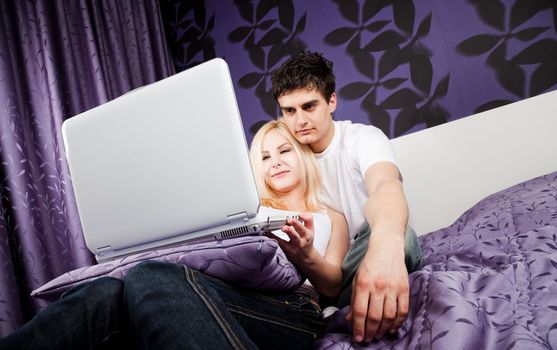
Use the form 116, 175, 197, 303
272, 170, 289, 177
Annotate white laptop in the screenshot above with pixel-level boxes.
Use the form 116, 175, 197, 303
62, 58, 296, 262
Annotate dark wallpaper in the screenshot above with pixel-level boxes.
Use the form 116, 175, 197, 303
159, 0, 557, 142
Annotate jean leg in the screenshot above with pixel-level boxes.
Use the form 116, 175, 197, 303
404, 225, 422, 272
335, 224, 422, 308
123, 260, 258, 350
0, 277, 129, 350
204, 275, 324, 350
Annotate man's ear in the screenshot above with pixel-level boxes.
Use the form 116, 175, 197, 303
328, 92, 337, 114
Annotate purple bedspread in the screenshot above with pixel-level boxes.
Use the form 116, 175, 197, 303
317, 171, 557, 349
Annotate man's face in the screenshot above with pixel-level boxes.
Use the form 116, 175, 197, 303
277, 88, 336, 153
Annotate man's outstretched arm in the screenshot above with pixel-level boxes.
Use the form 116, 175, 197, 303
348, 161, 409, 343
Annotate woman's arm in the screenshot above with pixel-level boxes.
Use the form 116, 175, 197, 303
272, 209, 349, 298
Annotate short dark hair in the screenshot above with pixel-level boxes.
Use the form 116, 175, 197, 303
271, 51, 335, 101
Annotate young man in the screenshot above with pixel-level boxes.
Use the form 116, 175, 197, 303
271, 51, 422, 343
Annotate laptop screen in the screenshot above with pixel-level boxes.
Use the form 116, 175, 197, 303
62, 58, 261, 256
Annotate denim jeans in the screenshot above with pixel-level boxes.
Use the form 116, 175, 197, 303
125, 261, 323, 349
0, 261, 323, 350
0, 277, 131, 349
334, 224, 422, 308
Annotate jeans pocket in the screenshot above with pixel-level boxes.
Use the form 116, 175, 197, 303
284, 294, 322, 316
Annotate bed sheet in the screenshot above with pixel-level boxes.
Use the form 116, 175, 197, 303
317, 171, 557, 349
32, 235, 302, 301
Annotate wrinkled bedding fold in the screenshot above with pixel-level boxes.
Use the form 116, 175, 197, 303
317, 171, 557, 349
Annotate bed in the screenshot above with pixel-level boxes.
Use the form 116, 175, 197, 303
316, 89, 557, 349
32, 90, 557, 349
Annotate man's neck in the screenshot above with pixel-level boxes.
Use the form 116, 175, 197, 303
310, 120, 335, 154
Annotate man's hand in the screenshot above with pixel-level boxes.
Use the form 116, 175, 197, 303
347, 233, 408, 343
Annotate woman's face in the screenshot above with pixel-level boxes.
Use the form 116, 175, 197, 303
261, 129, 302, 194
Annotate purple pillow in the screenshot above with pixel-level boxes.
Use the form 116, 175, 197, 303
32, 236, 302, 302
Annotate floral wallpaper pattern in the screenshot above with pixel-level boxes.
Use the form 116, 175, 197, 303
160, 0, 557, 142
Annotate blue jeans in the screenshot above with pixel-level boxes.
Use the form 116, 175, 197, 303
0, 277, 131, 349
0, 261, 323, 349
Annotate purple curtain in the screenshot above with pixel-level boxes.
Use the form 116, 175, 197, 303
0, 0, 174, 336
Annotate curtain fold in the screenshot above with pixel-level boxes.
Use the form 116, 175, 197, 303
0, 0, 175, 336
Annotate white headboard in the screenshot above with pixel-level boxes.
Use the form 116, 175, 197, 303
392, 90, 557, 236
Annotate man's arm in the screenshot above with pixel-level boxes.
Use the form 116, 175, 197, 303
348, 161, 409, 343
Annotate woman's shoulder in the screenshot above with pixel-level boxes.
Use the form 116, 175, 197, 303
324, 206, 341, 219
324, 207, 348, 230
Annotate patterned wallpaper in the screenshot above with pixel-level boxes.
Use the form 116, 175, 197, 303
159, 0, 557, 142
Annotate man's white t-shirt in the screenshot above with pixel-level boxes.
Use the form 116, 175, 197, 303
315, 120, 398, 241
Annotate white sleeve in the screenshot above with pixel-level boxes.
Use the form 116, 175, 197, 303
351, 124, 398, 178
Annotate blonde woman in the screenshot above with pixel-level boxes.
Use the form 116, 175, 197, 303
250, 120, 349, 300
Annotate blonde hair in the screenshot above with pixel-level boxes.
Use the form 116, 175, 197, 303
249, 120, 322, 212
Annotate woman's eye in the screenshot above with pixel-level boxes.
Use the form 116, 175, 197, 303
262, 155, 270, 161
280, 149, 291, 154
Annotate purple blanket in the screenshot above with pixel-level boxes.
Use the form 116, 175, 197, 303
317, 171, 557, 349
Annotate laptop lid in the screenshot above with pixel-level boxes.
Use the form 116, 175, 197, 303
63, 58, 282, 261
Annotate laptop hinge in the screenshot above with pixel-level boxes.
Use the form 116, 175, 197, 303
96, 245, 113, 258
227, 211, 249, 224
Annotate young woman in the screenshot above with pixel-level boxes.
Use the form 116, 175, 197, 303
250, 120, 349, 300
0, 121, 348, 350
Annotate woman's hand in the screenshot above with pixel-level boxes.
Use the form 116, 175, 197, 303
268, 209, 348, 298
267, 213, 318, 265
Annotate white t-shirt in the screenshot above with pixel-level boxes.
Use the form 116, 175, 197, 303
315, 120, 398, 240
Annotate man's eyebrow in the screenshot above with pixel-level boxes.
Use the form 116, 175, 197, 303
279, 99, 319, 110
302, 99, 318, 107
